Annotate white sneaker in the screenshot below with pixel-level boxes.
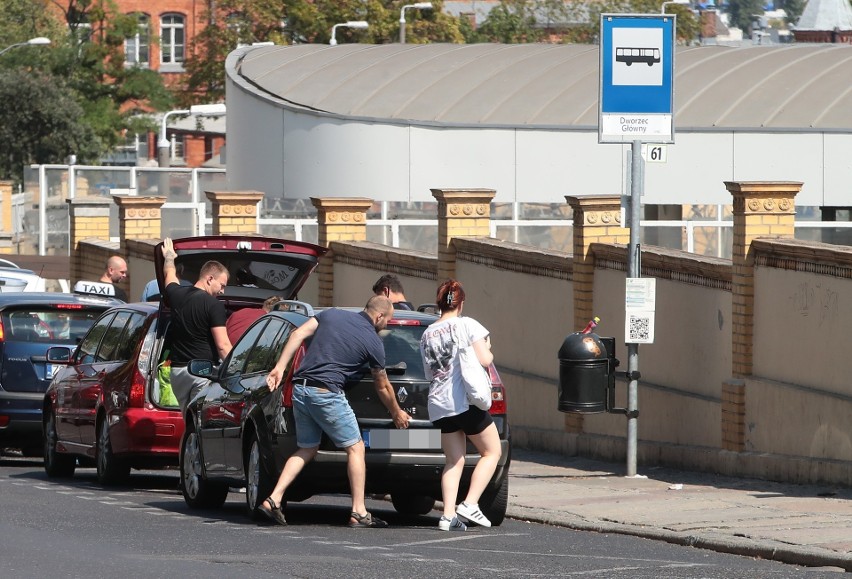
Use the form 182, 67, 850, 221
456, 502, 491, 527
438, 515, 467, 531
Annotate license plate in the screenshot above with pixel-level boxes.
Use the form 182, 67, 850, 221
362, 429, 441, 450
45, 364, 56, 380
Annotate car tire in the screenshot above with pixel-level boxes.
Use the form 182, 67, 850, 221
180, 424, 229, 509
244, 430, 275, 521
96, 417, 130, 485
391, 493, 436, 516
479, 473, 508, 527
43, 411, 75, 478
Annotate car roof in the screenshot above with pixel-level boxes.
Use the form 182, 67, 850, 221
0, 292, 122, 307
308, 306, 438, 324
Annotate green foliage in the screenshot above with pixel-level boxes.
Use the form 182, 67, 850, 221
0, 69, 100, 182
727, 0, 766, 32
781, 0, 806, 26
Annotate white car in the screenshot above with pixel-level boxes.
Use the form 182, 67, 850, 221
0, 266, 47, 293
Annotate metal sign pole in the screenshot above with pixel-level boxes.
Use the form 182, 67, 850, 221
626, 139, 643, 476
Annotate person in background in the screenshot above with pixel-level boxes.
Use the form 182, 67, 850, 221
226, 295, 281, 344
160, 238, 232, 412
100, 255, 128, 301
419, 279, 501, 532
142, 263, 191, 302
372, 274, 414, 310
260, 295, 411, 528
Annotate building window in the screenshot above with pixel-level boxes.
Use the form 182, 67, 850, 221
125, 13, 150, 67
161, 14, 185, 65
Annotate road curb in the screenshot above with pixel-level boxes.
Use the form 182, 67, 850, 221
506, 504, 852, 572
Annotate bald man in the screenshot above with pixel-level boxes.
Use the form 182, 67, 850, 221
100, 255, 128, 301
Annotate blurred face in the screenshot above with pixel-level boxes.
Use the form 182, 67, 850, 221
206, 272, 229, 296
109, 260, 127, 283
373, 306, 393, 333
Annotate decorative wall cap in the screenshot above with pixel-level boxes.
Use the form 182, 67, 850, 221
205, 191, 264, 204
430, 189, 496, 203
112, 196, 167, 208
593, 242, 731, 285
724, 181, 803, 195
66, 196, 112, 208
310, 197, 373, 212
565, 195, 623, 210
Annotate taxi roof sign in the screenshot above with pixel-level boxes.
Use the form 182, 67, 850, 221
74, 280, 116, 297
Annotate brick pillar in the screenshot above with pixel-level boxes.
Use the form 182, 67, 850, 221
66, 197, 111, 289
0, 181, 12, 233
431, 188, 495, 283
566, 196, 629, 332
564, 195, 628, 434
114, 196, 167, 293
311, 197, 372, 307
206, 191, 263, 235
723, 181, 801, 451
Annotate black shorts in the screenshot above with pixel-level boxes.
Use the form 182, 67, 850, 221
433, 406, 493, 436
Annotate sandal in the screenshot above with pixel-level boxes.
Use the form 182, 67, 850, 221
348, 511, 388, 528
258, 497, 288, 526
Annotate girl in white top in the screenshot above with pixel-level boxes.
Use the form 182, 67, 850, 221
419, 279, 502, 531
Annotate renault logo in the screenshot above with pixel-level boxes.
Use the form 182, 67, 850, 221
397, 386, 408, 404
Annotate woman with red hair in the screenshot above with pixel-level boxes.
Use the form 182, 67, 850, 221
419, 279, 502, 532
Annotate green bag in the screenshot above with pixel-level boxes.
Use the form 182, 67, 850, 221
158, 360, 179, 408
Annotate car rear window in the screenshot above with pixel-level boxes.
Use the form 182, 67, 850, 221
381, 324, 428, 380
1, 306, 105, 344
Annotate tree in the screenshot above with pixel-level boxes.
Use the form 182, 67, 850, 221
727, 0, 766, 33
472, 0, 545, 43
181, 0, 290, 105
0, 69, 100, 183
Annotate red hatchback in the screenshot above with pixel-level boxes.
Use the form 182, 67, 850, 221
42, 236, 325, 484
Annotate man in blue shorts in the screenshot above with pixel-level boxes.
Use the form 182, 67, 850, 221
261, 295, 411, 528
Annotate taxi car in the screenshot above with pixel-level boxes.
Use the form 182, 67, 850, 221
0, 284, 121, 456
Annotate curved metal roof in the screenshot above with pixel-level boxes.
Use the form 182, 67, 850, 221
232, 43, 852, 131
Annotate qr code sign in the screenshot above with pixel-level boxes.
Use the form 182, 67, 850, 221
626, 313, 654, 344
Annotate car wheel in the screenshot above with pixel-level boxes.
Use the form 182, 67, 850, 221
391, 493, 436, 516
244, 431, 275, 520
96, 417, 130, 485
43, 411, 75, 478
479, 473, 508, 527
180, 425, 229, 509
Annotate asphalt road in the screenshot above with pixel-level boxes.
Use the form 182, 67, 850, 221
0, 454, 841, 578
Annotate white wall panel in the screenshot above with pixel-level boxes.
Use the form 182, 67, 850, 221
823, 134, 852, 207
226, 87, 285, 198
282, 114, 409, 201
732, 133, 823, 206
409, 127, 516, 202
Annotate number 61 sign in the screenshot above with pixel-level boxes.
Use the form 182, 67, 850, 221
643, 144, 667, 163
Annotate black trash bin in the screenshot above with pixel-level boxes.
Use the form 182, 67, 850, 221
557, 331, 614, 413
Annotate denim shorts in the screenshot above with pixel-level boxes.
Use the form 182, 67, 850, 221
292, 384, 361, 449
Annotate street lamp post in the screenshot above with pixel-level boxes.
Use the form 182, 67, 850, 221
157, 103, 227, 196
0, 37, 51, 57
329, 21, 369, 46
399, 2, 433, 44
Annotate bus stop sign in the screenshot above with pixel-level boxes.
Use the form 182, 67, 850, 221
599, 14, 675, 144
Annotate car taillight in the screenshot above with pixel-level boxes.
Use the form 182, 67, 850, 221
129, 367, 146, 408
488, 366, 507, 415
281, 344, 307, 408
0, 321, 4, 342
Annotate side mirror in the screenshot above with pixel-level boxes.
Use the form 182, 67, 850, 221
46, 346, 72, 364
187, 359, 215, 378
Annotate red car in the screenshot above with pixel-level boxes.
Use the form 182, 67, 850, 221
42, 236, 325, 484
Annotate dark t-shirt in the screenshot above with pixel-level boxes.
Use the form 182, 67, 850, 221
111, 285, 128, 302
295, 309, 385, 394
164, 282, 227, 365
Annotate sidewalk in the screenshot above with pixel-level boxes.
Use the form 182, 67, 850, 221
507, 449, 852, 572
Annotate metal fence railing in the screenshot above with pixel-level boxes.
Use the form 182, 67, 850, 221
20, 164, 852, 260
